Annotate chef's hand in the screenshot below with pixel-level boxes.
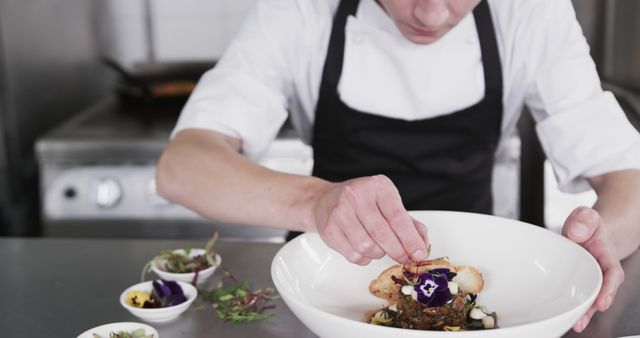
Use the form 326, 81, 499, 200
312, 174, 430, 265
562, 206, 625, 332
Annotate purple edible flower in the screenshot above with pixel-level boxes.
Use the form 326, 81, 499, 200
429, 268, 457, 281
152, 280, 188, 307
163, 280, 184, 295
153, 280, 172, 298
413, 269, 454, 307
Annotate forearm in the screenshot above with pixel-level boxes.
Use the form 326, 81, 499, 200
156, 129, 329, 232
589, 169, 640, 260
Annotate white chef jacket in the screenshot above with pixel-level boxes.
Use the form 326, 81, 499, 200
172, 0, 640, 193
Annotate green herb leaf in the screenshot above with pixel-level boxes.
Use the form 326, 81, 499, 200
199, 269, 279, 323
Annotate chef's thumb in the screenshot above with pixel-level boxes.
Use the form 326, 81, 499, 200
563, 206, 600, 244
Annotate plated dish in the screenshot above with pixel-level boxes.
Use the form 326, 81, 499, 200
366, 258, 496, 331
271, 210, 602, 337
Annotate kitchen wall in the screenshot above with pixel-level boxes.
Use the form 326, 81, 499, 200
573, 0, 640, 92
97, 0, 257, 70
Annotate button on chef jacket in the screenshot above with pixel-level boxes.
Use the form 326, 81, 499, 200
173, 0, 640, 194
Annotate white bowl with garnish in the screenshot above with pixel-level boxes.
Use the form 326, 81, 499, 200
151, 248, 221, 285
120, 280, 198, 323
271, 210, 602, 338
76, 322, 159, 338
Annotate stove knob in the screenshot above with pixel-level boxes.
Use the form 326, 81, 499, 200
94, 178, 122, 208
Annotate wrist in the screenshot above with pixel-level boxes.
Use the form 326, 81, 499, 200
290, 176, 332, 233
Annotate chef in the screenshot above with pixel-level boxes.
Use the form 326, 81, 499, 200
156, 0, 640, 332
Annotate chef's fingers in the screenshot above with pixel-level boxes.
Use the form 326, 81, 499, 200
321, 221, 371, 265
572, 307, 597, 332
373, 175, 429, 261
334, 195, 386, 260
412, 218, 430, 252
590, 227, 624, 312
353, 194, 407, 262
597, 259, 625, 310
564, 207, 625, 311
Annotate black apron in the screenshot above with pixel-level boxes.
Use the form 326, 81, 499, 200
288, 0, 503, 240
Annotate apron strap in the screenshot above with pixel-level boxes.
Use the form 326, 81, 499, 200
473, 0, 503, 96
320, 0, 361, 89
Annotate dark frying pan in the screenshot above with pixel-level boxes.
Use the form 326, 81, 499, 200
103, 58, 215, 106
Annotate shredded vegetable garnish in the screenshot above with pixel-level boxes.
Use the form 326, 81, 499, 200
199, 269, 279, 323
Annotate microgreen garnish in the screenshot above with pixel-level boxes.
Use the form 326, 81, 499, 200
92, 329, 154, 338
400, 258, 453, 285
370, 306, 397, 326
199, 269, 279, 323
141, 232, 219, 284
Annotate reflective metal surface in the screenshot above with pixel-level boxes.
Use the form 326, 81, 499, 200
1, 236, 639, 338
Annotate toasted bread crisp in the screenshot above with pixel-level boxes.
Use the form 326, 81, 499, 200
451, 265, 484, 294
369, 265, 402, 303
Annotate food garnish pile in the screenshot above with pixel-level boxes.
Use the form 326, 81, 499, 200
92, 329, 153, 338
126, 280, 187, 309
142, 232, 219, 284
137, 231, 279, 323
199, 269, 279, 323
367, 258, 497, 331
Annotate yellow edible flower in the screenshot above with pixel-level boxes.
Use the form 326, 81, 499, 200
370, 317, 393, 325
126, 291, 151, 308
444, 326, 462, 331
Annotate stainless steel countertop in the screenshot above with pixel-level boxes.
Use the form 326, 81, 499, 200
1, 237, 639, 338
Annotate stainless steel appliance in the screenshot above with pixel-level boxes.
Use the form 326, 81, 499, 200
37, 96, 312, 240
34, 0, 311, 241
0, 0, 111, 236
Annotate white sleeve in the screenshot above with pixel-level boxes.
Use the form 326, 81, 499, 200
523, 0, 640, 193
171, 0, 303, 160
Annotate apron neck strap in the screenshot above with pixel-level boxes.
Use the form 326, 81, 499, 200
473, 0, 503, 96
321, 0, 361, 88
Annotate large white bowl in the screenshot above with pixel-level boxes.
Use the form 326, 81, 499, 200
120, 280, 197, 323
271, 211, 602, 338
76, 322, 159, 338
151, 249, 221, 285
